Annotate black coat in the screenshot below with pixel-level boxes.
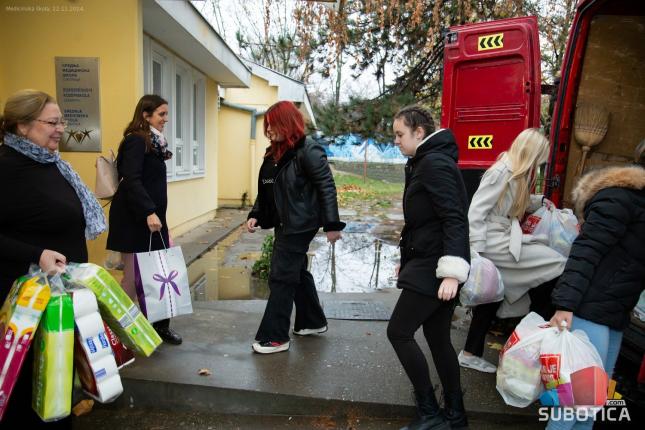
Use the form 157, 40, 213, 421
107, 134, 169, 253
0, 145, 88, 299
397, 129, 470, 297
249, 137, 345, 234
552, 166, 645, 330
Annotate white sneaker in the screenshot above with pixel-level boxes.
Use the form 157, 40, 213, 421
293, 326, 328, 336
252, 340, 290, 354
458, 350, 497, 373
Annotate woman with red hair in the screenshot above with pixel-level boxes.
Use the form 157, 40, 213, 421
247, 101, 345, 354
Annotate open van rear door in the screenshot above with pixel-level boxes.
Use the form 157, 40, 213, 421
441, 16, 542, 176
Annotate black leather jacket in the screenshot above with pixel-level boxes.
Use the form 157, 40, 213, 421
249, 137, 345, 234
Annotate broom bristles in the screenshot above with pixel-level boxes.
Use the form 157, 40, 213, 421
574, 104, 609, 148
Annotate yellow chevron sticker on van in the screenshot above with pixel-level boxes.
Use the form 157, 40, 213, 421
478, 33, 504, 51
468, 135, 493, 149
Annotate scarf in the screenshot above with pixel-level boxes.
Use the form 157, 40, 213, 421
3, 132, 107, 240
150, 126, 172, 161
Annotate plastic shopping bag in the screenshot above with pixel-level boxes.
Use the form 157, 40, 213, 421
548, 209, 579, 257
539, 327, 607, 408
521, 206, 551, 236
459, 252, 504, 306
496, 312, 554, 408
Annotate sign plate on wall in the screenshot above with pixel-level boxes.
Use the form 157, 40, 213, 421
55, 57, 101, 152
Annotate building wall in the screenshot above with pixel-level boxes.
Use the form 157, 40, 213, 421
0, 0, 143, 266
166, 78, 220, 237
224, 75, 277, 109
218, 76, 276, 206
0, 1, 225, 264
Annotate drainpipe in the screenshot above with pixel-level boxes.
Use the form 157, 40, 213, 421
220, 100, 266, 205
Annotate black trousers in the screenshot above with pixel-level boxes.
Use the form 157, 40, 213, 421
255, 228, 327, 343
464, 279, 558, 357
387, 289, 462, 395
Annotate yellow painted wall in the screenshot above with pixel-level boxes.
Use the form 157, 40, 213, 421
225, 75, 278, 109
166, 78, 220, 236
0, 0, 143, 266
218, 108, 253, 206
218, 75, 276, 206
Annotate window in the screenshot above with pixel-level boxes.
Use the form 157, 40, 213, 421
143, 36, 206, 181
152, 61, 162, 96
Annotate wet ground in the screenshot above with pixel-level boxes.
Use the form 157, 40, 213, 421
186, 192, 406, 300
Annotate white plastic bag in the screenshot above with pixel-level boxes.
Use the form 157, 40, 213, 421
548, 209, 579, 257
496, 312, 554, 408
539, 327, 607, 408
460, 252, 504, 306
521, 206, 579, 257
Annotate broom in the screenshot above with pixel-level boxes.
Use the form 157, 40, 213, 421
573, 104, 609, 176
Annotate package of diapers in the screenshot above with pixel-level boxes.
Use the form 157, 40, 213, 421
72, 289, 123, 403
64, 263, 161, 356
0, 274, 51, 421
32, 293, 74, 421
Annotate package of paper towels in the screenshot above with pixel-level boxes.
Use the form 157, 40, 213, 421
72, 289, 123, 403
65, 263, 161, 357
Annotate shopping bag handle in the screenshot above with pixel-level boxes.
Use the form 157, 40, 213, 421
148, 231, 168, 253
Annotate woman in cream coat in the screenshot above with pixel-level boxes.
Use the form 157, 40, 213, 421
458, 128, 566, 373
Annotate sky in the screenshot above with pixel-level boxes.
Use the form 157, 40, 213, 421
191, 0, 392, 103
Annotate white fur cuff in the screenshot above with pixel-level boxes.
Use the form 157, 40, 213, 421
436, 256, 470, 283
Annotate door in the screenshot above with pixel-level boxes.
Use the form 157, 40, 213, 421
441, 16, 542, 172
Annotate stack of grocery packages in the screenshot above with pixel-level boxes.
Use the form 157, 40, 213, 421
0, 263, 162, 423
496, 312, 608, 410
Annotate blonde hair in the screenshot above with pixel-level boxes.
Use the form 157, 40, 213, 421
0, 89, 56, 140
494, 128, 550, 218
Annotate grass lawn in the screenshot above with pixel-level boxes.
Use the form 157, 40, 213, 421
333, 171, 403, 209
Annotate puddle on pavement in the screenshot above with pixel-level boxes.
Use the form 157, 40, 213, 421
308, 231, 400, 293
188, 229, 269, 301
188, 222, 401, 301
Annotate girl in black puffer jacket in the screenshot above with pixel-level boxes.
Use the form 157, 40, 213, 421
549, 144, 645, 430
388, 106, 470, 430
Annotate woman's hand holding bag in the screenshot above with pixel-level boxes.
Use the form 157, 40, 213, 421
147, 213, 162, 232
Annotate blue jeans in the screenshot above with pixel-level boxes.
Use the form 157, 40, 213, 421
545, 316, 623, 430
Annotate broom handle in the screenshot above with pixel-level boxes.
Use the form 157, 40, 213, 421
576, 146, 591, 177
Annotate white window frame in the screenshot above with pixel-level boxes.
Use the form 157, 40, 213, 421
143, 35, 206, 182
191, 74, 206, 174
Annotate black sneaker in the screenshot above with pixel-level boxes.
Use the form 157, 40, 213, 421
252, 340, 290, 354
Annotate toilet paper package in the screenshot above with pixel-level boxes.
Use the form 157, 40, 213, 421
65, 263, 161, 357
72, 289, 123, 403
0, 274, 51, 421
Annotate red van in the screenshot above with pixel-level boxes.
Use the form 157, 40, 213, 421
441, 0, 644, 409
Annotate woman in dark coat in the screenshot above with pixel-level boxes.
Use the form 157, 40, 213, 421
0, 89, 105, 427
246, 101, 345, 354
548, 152, 645, 429
107, 95, 181, 345
387, 106, 470, 430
